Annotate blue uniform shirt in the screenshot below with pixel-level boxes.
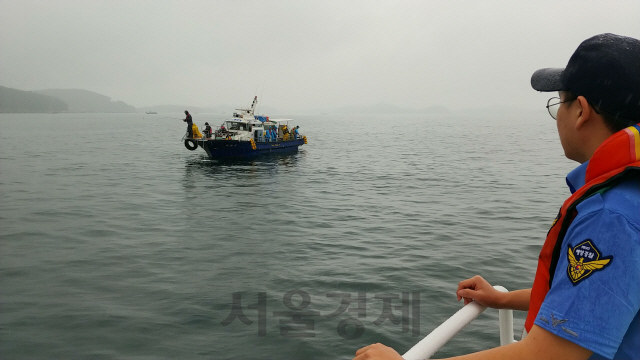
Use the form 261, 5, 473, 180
534, 161, 640, 359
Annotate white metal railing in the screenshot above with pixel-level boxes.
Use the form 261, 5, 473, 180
402, 286, 515, 360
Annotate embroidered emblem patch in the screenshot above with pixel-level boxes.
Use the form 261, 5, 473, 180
562, 326, 579, 337
550, 313, 568, 327
567, 240, 613, 285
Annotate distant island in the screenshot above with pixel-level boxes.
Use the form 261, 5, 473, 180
332, 103, 450, 115
0, 86, 136, 113
34, 89, 136, 113
0, 85, 454, 115
0, 86, 68, 113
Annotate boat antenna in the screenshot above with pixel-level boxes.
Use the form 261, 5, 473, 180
257, 81, 265, 114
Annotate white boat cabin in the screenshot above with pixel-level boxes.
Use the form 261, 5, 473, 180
202, 96, 301, 142
218, 118, 297, 142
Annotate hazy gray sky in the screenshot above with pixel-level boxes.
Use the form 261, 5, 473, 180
1, 0, 639, 112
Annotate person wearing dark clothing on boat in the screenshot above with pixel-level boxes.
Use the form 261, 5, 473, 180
183, 110, 193, 138
204, 122, 212, 138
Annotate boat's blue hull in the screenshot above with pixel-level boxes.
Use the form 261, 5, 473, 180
195, 138, 305, 158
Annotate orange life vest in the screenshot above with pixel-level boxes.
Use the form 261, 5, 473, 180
525, 124, 640, 332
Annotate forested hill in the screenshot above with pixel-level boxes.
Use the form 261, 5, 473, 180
0, 86, 69, 113
34, 89, 136, 113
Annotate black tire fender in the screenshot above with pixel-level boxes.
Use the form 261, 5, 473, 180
184, 139, 198, 150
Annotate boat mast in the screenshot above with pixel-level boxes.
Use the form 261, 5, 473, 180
234, 96, 258, 119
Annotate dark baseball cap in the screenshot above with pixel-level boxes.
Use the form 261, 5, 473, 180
531, 33, 640, 122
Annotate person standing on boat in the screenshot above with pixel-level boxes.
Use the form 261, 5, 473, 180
183, 110, 193, 138
354, 33, 640, 360
264, 126, 272, 142
293, 126, 300, 139
204, 122, 212, 138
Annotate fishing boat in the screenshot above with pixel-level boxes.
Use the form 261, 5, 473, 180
182, 96, 307, 159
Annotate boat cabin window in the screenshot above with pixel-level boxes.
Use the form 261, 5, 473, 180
226, 121, 248, 131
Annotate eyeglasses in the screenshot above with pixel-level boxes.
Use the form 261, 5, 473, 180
546, 97, 573, 120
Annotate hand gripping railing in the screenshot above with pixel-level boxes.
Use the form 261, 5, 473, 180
402, 286, 514, 360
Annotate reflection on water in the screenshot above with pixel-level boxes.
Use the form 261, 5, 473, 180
184, 150, 305, 177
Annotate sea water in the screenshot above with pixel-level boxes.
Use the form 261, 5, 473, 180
0, 112, 575, 359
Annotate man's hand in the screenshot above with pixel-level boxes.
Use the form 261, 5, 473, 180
353, 343, 403, 360
456, 276, 531, 311
456, 275, 506, 308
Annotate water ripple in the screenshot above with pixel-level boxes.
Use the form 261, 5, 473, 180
0, 113, 575, 359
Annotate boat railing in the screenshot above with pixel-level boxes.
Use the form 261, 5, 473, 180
254, 134, 303, 143
402, 286, 515, 360
191, 133, 304, 142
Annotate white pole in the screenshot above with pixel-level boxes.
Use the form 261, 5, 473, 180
493, 286, 515, 346
402, 301, 486, 360
402, 285, 511, 360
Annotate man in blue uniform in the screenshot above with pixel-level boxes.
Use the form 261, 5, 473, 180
353, 33, 640, 360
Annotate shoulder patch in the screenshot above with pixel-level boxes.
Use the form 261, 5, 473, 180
566, 240, 613, 285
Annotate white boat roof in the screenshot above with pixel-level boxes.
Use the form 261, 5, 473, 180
225, 117, 292, 126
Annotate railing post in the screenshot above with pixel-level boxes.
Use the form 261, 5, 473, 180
493, 286, 515, 346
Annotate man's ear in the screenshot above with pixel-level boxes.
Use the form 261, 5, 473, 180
574, 96, 593, 130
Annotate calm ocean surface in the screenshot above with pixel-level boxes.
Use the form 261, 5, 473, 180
1, 112, 576, 359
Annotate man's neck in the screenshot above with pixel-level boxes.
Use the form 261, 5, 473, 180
574, 115, 614, 164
